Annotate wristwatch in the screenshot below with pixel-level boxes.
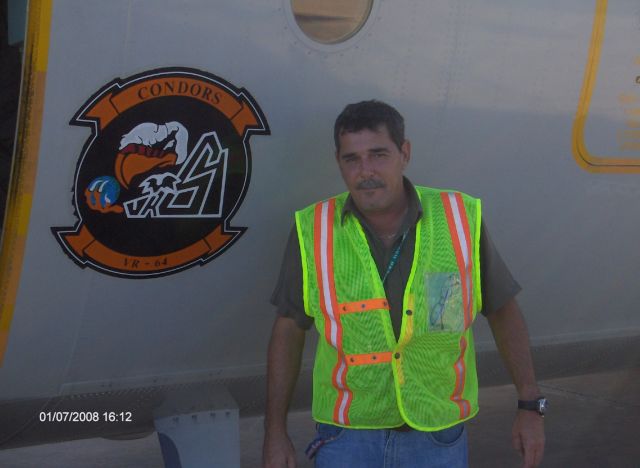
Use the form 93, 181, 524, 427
517, 397, 548, 416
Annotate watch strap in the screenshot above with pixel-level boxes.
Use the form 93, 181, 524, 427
517, 396, 546, 415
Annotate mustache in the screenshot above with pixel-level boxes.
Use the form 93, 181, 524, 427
357, 179, 385, 190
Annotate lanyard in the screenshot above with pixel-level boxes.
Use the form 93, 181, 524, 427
381, 230, 409, 284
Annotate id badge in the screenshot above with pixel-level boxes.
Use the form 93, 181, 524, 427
426, 272, 464, 332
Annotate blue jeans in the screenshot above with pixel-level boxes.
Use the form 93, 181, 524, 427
311, 423, 468, 468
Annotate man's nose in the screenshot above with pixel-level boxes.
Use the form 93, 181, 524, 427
360, 156, 375, 176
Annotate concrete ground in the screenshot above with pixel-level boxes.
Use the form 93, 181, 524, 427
0, 368, 637, 467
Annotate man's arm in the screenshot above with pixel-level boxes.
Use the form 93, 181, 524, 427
486, 298, 545, 468
263, 315, 306, 468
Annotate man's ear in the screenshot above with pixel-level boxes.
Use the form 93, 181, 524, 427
401, 140, 411, 167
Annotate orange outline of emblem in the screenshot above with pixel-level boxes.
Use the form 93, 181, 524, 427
52, 68, 269, 278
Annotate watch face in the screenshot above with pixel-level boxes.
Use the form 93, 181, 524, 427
538, 398, 548, 414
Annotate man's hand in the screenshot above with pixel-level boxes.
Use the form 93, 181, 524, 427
262, 316, 306, 468
487, 299, 545, 467
512, 410, 545, 467
262, 430, 297, 468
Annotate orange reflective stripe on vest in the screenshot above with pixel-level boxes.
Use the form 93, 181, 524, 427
450, 336, 471, 419
346, 352, 393, 366
441, 192, 474, 420
313, 199, 352, 425
441, 192, 474, 329
338, 298, 389, 314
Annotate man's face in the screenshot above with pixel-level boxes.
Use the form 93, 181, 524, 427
336, 125, 411, 216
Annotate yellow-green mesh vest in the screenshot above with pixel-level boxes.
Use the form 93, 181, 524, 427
295, 186, 482, 431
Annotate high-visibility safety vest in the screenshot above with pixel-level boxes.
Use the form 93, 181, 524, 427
295, 186, 482, 431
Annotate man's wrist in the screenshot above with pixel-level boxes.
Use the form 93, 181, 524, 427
517, 396, 548, 416
264, 414, 288, 432
517, 384, 541, 400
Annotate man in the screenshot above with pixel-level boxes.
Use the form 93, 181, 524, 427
263, 101, 545, 467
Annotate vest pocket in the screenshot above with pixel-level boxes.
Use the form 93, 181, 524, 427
425, 272, 464, 332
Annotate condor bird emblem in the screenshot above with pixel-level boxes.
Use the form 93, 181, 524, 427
53, 68, 269, 278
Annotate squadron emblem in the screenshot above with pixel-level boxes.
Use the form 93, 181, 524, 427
53, 68, 269, 278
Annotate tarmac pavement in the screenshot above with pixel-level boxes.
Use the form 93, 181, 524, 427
0, 368, 637, 467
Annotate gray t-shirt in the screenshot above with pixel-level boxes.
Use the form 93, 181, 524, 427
271, 180, 521, 339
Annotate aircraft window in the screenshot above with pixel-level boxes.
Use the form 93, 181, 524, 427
291, 0, 373, 44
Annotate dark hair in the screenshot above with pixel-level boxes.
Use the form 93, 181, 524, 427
334, 100, 405, 151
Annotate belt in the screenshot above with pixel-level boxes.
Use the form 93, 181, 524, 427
392, 424, 413, 432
